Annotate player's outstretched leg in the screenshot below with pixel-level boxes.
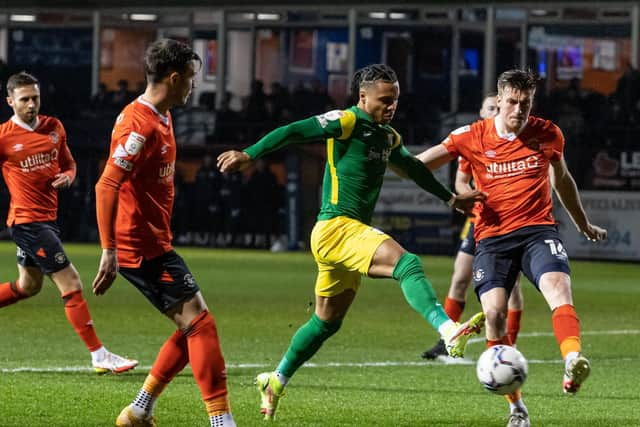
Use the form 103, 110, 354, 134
422, 297, 465, 359
442, 311, 485, 357
256, 372, 286, 420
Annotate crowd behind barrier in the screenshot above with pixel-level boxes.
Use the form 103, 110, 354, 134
0, 67, 639, 250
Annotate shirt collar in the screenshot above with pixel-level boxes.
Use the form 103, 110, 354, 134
136, 96, 170, 126
494, 116, 527, 141
11, 115, 39, 131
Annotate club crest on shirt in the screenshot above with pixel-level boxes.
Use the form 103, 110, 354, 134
485, 150, 496, 158
49, 131, 59, 144
12, 143, 23, 152
125, 132, 146, 155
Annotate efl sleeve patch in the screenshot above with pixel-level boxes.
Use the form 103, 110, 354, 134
316, 109, 345, 128
124, 131, 146, 155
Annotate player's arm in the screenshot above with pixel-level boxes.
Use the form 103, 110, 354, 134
389, 144, 485, 215
455, 169, 473, 194
416, 144, 455, 170
217, 110, 348, 173
550, 157, 607, 242
52, 138, 76, 190
92, 164, 130, 295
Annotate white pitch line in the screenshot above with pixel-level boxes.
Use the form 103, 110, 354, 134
2, 329, 638, 373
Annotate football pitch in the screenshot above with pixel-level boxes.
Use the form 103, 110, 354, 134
0, 242, 638, 426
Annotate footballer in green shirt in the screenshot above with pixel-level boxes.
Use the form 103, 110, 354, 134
218, 64, 486, 421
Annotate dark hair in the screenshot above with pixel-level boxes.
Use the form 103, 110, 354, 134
350, 64, 397, 96
497, 69, 539, 94
144, 39, 202, 84
6, 71, 39, 95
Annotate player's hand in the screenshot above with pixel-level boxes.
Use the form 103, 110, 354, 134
92, 248, 118, 295
451, 190, 487, 216
581, 223, 607, 242
51, 173, 72, 189
217, 150, 252, 173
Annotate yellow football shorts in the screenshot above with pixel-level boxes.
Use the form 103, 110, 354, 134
310, 216, 391, 297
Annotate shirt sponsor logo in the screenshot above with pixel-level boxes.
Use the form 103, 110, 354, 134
159, 161, 175, 179
49, 131, 59, 144
19, 148, 58, 172
124, 132, 146, 155
485, 155, 541, 178
368, 147, 392, 162
113, 157, 133, 171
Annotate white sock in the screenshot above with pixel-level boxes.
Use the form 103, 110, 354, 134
90, 346, 107, 363
438, 320, 456, 337
275, 371, 289, 386
130, 389, 156, 418
565, 351, 580, 369
210, 413, 236, 427
509, 400, 528, 415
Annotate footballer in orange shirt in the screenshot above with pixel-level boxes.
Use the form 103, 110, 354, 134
418, 69, 607, 427
421, 94, 524, 361
0, 72, 137, 374
92, 39, 236, 427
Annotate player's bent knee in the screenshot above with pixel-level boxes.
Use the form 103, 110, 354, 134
484, 307, 507, 328
392, 252, 424, 281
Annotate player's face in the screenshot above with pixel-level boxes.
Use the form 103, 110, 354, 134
172, 61, 197, 106
7, 84, 40, 125
358, 80, 399, 124
479, 96, 498, 119
497, 86, 534, 133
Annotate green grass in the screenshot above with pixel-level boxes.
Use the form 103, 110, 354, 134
0, 242, 638, 426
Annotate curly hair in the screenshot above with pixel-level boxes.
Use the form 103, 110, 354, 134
350, 64, 398, 96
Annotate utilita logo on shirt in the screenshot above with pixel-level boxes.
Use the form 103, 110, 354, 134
20, 148, 59, 172
485, 155, 541, 178
158, 161, 175, 181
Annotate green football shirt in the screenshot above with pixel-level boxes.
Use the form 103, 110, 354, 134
244, 106, 452, 225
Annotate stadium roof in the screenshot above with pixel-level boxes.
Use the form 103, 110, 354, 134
0, 0, 605, 7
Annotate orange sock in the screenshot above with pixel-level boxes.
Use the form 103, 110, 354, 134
186, 311, 228, 400
506, 389, 522, 404
507, 309, 522, 345
552, 304, 581, 358
204, 394, 231, 416
62, 290, 102, 351
0, 281, 27, 308
150, 329, 189, 383
142, 374, 169, 397
444, 297, 465, 322
487, 335, 512, 348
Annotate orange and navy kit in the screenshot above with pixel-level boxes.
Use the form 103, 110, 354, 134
95, 98, 176, 268
0, 115, 76, 226
442, 116, 564, 242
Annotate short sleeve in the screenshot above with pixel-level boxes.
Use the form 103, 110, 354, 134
442, 124, 474, 159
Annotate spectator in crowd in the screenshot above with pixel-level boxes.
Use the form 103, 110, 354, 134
111, 79, 133, 108
245, 159, 282, 249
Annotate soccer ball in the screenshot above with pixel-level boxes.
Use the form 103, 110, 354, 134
476, 345, 528, 394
